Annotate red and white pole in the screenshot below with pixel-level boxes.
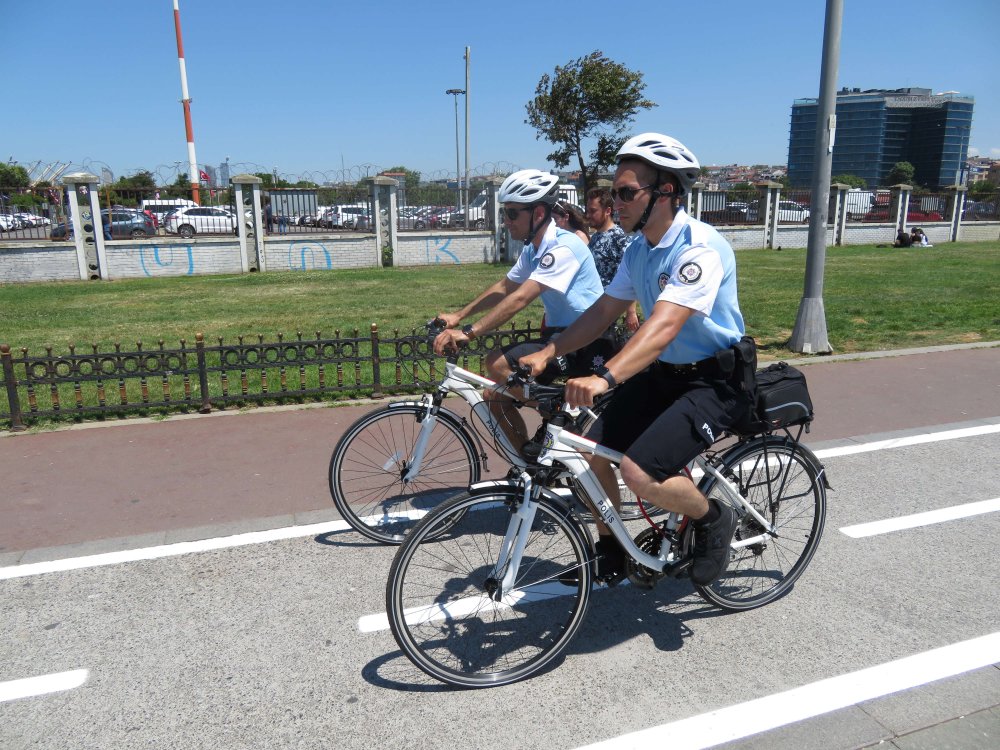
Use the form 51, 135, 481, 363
173, 0, 200, 204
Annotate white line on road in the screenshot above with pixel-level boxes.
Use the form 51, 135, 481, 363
841, 497, 1000, 538
574, 632, 1000, 750
2, 422, 997, 582
0, 669, 89, 703
812, 422, 1000, 459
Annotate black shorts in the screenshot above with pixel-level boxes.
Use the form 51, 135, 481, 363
502, 329, 619, 384
585, 364, 751, 482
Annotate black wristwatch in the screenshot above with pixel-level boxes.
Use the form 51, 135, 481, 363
461, 323, 476, 339
594, 365, 617, 388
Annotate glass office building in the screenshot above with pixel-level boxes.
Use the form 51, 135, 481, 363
787, 88, 974, 189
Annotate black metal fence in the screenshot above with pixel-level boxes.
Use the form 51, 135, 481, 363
0, 322, 545, 431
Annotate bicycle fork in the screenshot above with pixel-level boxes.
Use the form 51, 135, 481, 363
487, 474, 538, 602
399, 392, 443, 483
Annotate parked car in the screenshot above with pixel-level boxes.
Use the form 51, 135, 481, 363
49, 209, 155, 240
164, 206, 249, 237
702, 202, 756, 225
863, 207, 944, 222
775, 200, 810, 223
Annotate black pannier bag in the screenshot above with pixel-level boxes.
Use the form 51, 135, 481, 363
752, 362, 814, 429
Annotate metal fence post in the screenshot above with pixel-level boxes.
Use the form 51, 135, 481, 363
194, 332, 212, 413
1, 344, 26, 431
370, 323, 383, 398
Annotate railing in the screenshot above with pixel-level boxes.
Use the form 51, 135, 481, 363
0, 322, 546, 431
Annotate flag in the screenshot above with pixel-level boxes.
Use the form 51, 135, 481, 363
199, 170, 210, 182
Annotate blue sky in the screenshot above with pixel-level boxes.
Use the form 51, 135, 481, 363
3, 0, 998, 184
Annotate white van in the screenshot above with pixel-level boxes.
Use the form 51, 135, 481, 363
140, 198, 198, 225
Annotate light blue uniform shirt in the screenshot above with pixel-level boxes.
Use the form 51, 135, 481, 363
507, 221, 604, 328
605, 209, 745, 363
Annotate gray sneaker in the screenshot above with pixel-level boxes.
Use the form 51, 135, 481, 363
690, 502, 737, 585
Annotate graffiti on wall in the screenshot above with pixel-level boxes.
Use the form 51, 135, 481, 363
137, 245, 195, 276
426, 237, 460, 264
286, 240, 332, 270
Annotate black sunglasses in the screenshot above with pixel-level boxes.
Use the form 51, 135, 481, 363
610, 184, 655, 202
503, 206, 532, 220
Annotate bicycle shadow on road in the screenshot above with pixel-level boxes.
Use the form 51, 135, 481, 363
358, 578, 729, 693
312, 530, 394, 549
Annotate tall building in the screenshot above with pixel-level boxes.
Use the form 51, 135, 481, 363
787, 87, 974, 189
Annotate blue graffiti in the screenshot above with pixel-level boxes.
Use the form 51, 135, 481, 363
426, 237, 460, 264
287, 240, 332, 270
139, 245, 195, 276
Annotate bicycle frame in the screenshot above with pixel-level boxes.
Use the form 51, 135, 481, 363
490, 408, 781, 597
401, 361, 527, 483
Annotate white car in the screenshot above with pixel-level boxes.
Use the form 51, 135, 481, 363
0, 214, 19, 231
776, 200, 810, 223
164, 206, 247, 238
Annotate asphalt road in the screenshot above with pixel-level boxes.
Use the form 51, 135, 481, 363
1, 344, 998, 750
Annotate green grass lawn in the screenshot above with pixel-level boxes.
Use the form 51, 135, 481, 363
2, 241, 998, 359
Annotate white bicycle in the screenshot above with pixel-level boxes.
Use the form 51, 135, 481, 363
385, 377, 829, 687
328, 320, 650, 543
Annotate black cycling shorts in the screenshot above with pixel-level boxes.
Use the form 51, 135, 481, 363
585, 365, 750, 482
502, 331, 619, 385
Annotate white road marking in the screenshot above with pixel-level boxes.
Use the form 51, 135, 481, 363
1, 422, 996, 582
0, 669, 89, 703
812, 422, 1000, 459
574, 632, 1000, 750
841, 497, 1000, 538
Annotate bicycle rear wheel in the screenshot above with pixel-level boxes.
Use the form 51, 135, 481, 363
386, 487, 592, 687
695, 437, 826, 611
329, 403, 480, 544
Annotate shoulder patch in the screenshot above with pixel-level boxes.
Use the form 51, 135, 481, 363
538, 253, 555, 269
658, 272, 669, 290
678, 262, 702, 284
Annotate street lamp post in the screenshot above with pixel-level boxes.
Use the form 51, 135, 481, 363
446, 89, 465, 215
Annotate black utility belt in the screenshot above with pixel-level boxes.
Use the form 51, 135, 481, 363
656, 357, 728, 380
541, 326, 615, 340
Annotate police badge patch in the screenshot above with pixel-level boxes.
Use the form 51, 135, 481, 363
678, 262, 702, 284
539, 253, 555, 269
658, 272, 669, 290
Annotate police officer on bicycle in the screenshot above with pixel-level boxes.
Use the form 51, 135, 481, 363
433, 168, 613, 452
520, 133, 753, 586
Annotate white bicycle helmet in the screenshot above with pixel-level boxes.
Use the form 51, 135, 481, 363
498, 169, 560, 205
616, 133, 700, 196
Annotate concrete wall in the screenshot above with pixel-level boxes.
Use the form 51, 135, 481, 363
0, 242, 80, 282
3, 223, 997, 284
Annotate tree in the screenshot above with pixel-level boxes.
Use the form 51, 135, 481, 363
832, 173, 867, 188
525, 50, 655, 195
885, 161, 915, 186
0, 164, 30, 188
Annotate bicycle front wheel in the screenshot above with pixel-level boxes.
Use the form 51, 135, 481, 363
329, 403, 480, 543
695, 437, 827, 611
386, 488, 592, 687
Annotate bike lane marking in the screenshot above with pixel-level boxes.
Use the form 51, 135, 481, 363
2, 423, 997, 583
573, 632, 1000, 750
811, 422, 1000, 459
0, 669, 89, 703
840, 497, 1000, 538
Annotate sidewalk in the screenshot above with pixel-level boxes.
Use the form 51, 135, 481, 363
1, 342, 997, 561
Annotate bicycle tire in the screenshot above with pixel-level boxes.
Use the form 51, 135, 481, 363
695, 436, 826, 611
386, 487, 593, 687
328, 403, 481, 544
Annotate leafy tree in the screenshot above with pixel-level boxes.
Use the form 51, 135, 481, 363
0, 163, 30, 188
885, 161, 915, 186
968, 180, 996, 197
525, 50, 656, 194
832, 173, 867, 188
730, 181, 758, 202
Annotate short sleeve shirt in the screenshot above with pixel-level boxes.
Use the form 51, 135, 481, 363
588, 224, 631, 287
507, 220, 604, 328
605, 209, 745, 363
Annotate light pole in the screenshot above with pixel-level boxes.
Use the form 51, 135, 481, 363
446, 88, 465, 214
